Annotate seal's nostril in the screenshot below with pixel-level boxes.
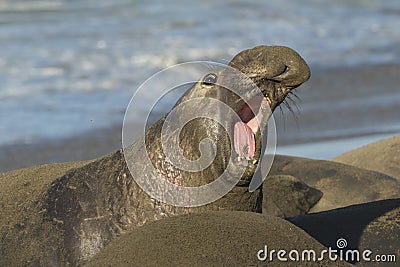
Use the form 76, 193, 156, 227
202, 73, 218, 86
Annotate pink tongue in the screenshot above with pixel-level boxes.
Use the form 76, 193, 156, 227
233, 121, 255, 160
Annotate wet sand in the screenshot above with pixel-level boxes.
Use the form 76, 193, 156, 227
0, 125, 122, 173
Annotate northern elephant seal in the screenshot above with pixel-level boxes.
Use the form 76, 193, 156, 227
262, 175, 323, 218
269, 155, 400, 212
0, 46, 310, 266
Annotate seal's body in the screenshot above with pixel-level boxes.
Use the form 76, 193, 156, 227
3, 46, 311, 266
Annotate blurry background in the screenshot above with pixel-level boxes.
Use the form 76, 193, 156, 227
0, 0, 399, 172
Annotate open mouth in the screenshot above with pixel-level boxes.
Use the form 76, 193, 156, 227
233, 95, 271, 160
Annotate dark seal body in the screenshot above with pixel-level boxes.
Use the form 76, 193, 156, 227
0, 46, 310, 266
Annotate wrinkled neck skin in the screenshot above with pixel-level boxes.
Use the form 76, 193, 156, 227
135, 83, 268, 217
141, 110, 261, 212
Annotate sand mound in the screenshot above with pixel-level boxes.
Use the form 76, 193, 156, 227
85, 211, 350, 266
332, 136, 400, 181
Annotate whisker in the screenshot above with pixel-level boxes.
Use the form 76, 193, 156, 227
282, 99, 300, 127
286, 95, 301, 113
289, 91, 302, 102
278, 104, 286, 130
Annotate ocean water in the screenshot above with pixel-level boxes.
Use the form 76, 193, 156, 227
0, 0, 400, 150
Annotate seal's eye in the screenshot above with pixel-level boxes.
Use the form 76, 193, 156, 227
202, 73, 218, 86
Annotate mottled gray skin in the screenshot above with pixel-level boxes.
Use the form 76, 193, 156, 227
262, 175, 323, 218
269, 155, 400, 212
44, 46, 310, 265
